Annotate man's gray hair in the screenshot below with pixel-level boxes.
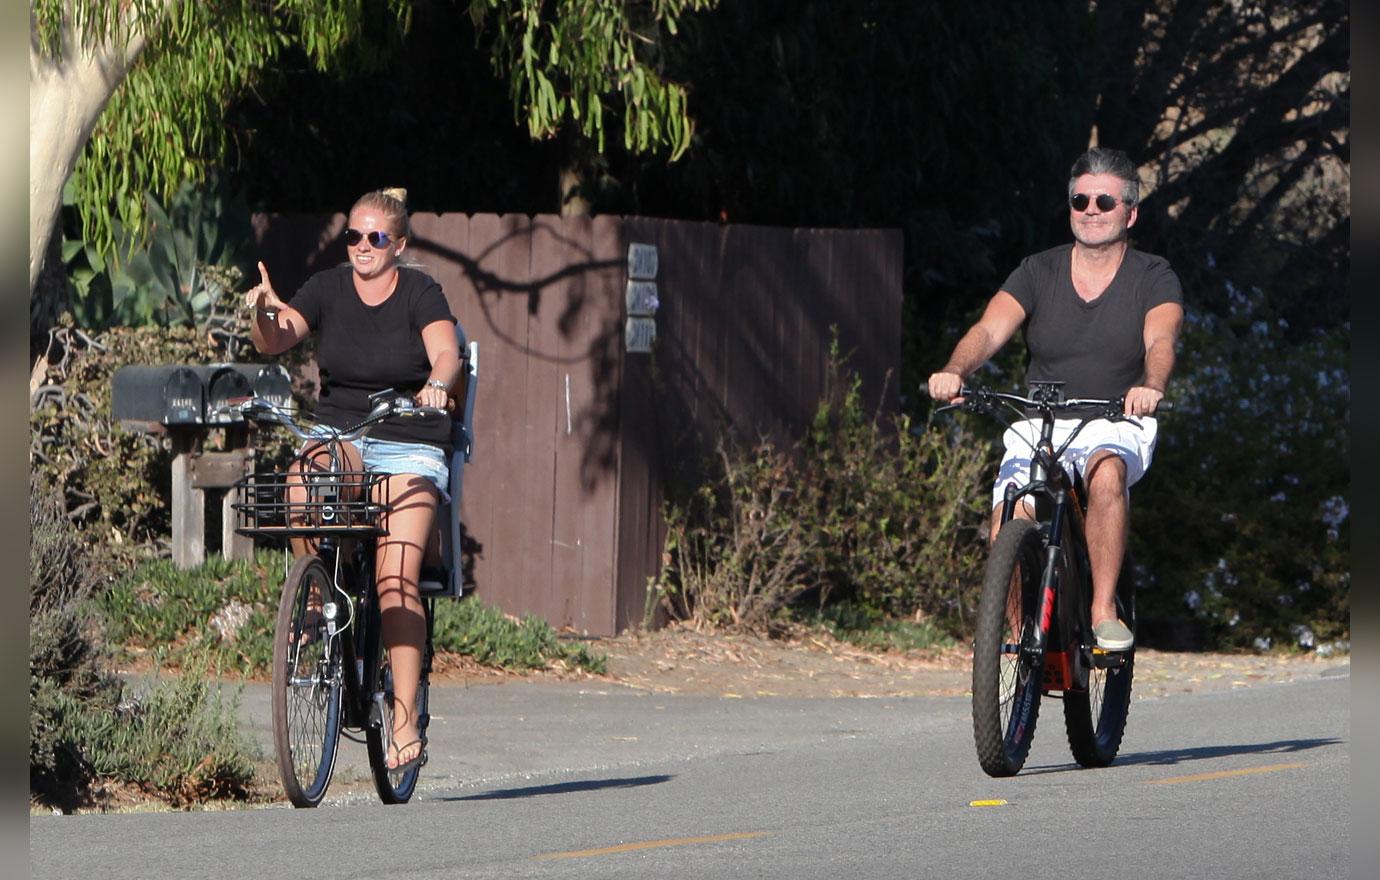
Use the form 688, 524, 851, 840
1069, 147, 1141, 206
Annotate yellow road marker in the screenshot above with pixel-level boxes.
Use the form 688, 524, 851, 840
535, 831, 771, 861
969, 799, 1009, 807
1145, 762, 1305, 785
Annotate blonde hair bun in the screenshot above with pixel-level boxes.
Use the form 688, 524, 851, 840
380, 187, 408, 206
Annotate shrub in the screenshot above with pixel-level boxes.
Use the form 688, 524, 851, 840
654, 354, 992, 636
30, 472, 123, 809
66, 651, 260, 808
1132, 304, 1350, 651
101, 551, 282, 677
101, 552, 606, 677
433, 598, 608, 674
657, 437, 820, 631
31, 475, 258, 811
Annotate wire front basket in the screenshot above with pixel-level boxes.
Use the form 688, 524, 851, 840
233, 470, 391, 538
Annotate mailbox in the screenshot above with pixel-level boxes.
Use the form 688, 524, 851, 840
253, 365, 293, 410
206, 367, 254, 424
114, 363, 295, 427
162, 367, 206, 425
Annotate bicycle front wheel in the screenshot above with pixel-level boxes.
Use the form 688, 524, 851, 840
1064, 555, 1136, 767
972, 518, 1047, 777
365, 598, 430, 804
271, 555, 343, 808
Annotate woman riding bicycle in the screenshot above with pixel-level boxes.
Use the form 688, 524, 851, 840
927, 147, 1184, 652
245, 186, 460, 773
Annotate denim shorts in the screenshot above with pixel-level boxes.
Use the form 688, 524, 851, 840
304, 427, 450, 502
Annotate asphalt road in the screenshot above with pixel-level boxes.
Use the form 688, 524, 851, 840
31, 664, 1350, 879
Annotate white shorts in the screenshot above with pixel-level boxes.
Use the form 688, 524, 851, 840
992, 416, 1159, 510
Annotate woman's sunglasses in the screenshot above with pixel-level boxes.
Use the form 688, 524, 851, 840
1069, 193, 1126, 212
343, 228, 397, 248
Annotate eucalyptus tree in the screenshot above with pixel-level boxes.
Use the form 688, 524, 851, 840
29, 0, 715, 295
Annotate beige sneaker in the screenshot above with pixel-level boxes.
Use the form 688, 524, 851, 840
1094, 619, 1134, 651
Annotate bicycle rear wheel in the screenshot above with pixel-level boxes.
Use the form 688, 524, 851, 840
972, 518, 1047, 777
365, 598, 431, 804
1064, 555, 1136, 767
271, 555, 343, 807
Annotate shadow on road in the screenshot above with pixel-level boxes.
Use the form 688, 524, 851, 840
1022, 737, 1343, 776
1113, 737, 1345, 766
441, 774, 675, 802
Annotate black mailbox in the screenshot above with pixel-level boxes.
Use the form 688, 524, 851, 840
114, 363, 295, 428
253, 365, 293, 410
206, 367, 254, 424
162, 367, 206, 425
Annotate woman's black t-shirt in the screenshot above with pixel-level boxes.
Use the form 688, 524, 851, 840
290, 265, 456, 451
1001, 244, 1182, 401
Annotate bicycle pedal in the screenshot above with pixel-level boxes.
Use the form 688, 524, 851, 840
1091, 647, 1129, 669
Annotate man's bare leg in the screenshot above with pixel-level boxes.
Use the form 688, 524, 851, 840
1083, 451, 1129, 631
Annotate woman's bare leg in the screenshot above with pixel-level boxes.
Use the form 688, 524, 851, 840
373, 473, 438, 768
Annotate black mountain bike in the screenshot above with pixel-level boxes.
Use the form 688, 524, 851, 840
938, 382, 1157, 777
224, 392, 445, 807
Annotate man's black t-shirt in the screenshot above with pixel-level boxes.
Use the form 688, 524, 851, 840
290, 265, 456, 451
1002, 244, 1182, 401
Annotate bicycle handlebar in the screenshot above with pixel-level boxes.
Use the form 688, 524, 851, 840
210, 392, 448, 444
929, 385, 1171, 419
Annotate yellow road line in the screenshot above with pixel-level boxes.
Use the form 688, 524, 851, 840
535, 831, 771, 861
970, 799, 1009, 807
1145, 762, 1305, 785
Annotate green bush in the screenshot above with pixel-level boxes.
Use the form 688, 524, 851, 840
804, 603, 958, 653
31, 475, 258, 811
101, 551, 282, 677
61, 171, 254, 332
1132, 304, 1350, 651
654, 352, 992, 636
30, 472, 123, 809
102, 553, 606, 677
67, 651, 259, 807
433, 598, 608, 674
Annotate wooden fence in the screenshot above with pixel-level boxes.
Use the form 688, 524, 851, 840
253, 213, 902, 635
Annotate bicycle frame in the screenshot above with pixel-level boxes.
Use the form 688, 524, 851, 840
956, 383, 1133, 694
305, 530, 435, 740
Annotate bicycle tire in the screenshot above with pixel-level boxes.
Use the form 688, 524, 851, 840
271, 555, 343, 808
972, 518, 1047, 777
1063, 555, 1136, 767
365, 598, 430, 804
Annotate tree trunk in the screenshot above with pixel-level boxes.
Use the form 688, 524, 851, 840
559, 165, 591, 217
31, 221, 67, 365
29, 8, 160, 294
558, 127, 593, 217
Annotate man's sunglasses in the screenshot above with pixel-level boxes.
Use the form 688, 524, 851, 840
343, 228, 397, 248
1069, 193, 1126, 212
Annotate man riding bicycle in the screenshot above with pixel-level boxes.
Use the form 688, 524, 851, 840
927, 147, 1184, 652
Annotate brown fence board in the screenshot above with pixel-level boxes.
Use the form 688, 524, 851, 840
582, 215, 625, 631
548, 216, 594, 629
521, 216, 566, 623
468, 214, 533, 610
